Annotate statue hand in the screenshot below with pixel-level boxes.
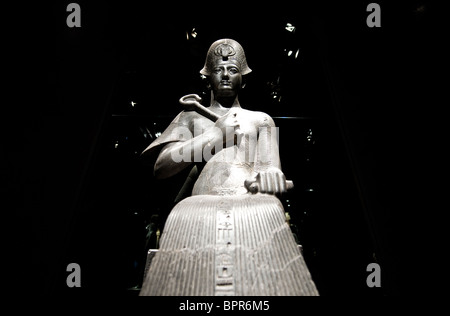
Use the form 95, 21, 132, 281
214, 109, 243, 146
245, 168, 294, 195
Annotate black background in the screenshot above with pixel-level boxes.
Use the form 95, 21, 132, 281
6, 0, 443, 297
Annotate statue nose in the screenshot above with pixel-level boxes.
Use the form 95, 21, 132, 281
222, 69, 229, 79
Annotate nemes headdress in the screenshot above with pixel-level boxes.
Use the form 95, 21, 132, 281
200, 39, 252, 76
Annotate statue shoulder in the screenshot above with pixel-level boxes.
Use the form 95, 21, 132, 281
172, 110, 196, 125
140, 110, 195, 159
247, 110, 276, 128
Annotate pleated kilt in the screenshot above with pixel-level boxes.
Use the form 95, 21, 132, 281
140, 194, 318, 296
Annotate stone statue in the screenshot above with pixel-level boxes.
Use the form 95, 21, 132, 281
139, 39, 318, 296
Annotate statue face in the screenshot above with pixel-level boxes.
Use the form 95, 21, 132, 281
209, 60, 243, 100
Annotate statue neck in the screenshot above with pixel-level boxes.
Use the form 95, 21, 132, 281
210, 91, 241, 109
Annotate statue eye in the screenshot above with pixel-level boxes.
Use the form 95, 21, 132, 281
213, 68, 222, 74
229, 67, 239, 74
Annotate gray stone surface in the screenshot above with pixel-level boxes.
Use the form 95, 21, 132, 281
140, 195, 318, 296
140, 39, 319, 296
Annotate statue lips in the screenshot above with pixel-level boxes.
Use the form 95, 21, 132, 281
220, 80, 232, 87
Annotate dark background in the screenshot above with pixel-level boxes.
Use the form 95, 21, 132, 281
6, 1, 443, 296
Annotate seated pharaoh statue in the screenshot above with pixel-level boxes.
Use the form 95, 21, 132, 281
139, 39, 318, 296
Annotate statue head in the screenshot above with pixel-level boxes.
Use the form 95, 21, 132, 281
200, 39, 252, 76
201, 39, 251, 102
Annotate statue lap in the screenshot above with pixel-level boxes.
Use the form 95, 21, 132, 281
140, 194, 318, 296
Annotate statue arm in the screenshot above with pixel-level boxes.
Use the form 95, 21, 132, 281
140, 111, 219, 179
248, 114, 288, 195
154, 128, 221, 179
255, 114, 281, 171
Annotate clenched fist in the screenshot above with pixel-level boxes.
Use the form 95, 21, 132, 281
245, 168, 293, 195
